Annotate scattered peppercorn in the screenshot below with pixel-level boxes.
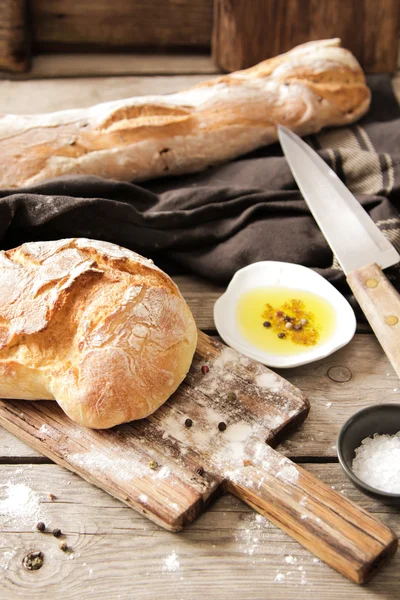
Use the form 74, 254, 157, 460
48, 493, 56, 501
300, 318, 308, 326
263, 321, 271, 328
23, 551, 44, 571
294, 323, 303, 331
184, 418, 193, 428
201, 365, 209, 375
36, 521, 45, 532
196, 466, 205, 476
218, 421, 227, 432
59, 541, 68, 552
227, 391, 236, 401
276, 311, 284, 318
283, 315, 292, 322
52, 528, 62, 538
148, 459, 158, 470
277, 332, 286, 339
285, 322, 293, 330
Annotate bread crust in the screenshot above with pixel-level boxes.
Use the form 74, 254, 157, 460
0, 239, 198, 428
0, 39, 370, 189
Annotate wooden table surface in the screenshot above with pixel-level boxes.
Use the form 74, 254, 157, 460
0, 57, 399, 600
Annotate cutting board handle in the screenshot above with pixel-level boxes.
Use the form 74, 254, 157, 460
347, 263, 400, 378
227, 451, 397, 584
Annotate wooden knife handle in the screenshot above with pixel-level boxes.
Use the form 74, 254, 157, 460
227, 451, 397, 584
347, 263, 400, 378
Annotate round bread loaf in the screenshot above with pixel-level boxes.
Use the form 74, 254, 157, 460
0, 238, 197, 428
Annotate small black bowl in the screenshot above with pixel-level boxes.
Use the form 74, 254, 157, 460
337, 403, 400, 503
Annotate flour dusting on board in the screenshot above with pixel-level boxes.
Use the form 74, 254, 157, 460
212, 347, 238, 370
153, 341, 306, 489
276, 463, 299, 483
39, 423, 53, 436
255, 373, 283, 393
69, 450, 145, 481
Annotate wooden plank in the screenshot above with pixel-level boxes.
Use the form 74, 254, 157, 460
0, 0, 31, 73
0, 334, 398, 460
0, 54, 217, 80
0, 463, 399, 599
212, 0, 399, 73
31, 0, 213, 51
0, 74, 208, 113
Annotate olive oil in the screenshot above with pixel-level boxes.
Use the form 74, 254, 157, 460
236, 287, 336, 356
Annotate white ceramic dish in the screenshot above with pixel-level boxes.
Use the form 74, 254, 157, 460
213, 261, 356, 369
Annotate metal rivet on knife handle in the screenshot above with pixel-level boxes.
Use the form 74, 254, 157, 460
366, 279, 378, 289
385, 315, 399, 326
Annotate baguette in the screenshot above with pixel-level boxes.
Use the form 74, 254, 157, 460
0, 39, 370, 189
0, 238, 197, 429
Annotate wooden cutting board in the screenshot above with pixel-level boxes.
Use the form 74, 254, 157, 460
0, 331, 396, 584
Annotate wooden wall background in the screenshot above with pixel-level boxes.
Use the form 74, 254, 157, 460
0, 0, 399, 75
0, 0, 30, 72
213, 0, 400, 73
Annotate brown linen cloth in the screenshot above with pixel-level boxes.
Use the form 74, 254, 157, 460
1, 75, 399, 315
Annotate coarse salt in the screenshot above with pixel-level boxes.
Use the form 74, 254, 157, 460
352, 432, 400, 493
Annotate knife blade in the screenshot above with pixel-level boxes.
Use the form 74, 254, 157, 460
278, 125, 400, 378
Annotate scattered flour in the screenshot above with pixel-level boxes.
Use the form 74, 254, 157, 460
273, 564, 309, 585
163, 551, 180, 572
235, 512, 272, 555
254, 514, 268, 525
69, 450, 148, 482
0, 549, 16, 571
138, 494, 148, 504
0, 483, 44, 527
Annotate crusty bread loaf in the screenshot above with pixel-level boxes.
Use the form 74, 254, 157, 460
0, 38, 370, 189
0, 239, 197, 429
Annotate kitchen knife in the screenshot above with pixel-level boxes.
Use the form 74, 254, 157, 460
278, 125, 400, 378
